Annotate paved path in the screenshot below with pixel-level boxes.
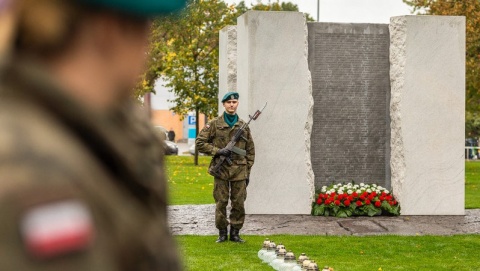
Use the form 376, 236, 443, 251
169, 204, 480, 236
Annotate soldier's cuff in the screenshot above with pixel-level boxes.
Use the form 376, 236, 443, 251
212, 147, 220, 155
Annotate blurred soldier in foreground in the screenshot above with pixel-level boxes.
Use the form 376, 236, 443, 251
0, 0, 185, 270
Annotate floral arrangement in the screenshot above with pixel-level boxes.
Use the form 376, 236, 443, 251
311, 182, 400, 217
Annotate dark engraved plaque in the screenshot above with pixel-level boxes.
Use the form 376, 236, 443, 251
308, 23, 391, 189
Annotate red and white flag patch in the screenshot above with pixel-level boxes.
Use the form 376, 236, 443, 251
20, 200, 94, 259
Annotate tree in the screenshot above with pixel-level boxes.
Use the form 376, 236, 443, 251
143, 0, 239, 165
238, 0, 315, 21
403, 0, 480, 137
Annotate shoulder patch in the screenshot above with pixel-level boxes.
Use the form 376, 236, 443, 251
20, 200, 94, 260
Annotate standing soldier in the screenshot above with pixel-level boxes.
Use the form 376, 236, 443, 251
196, 92, 255, 243
0, 0, 185, 270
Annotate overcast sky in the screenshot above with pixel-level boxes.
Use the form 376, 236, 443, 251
224, 0, 414, 23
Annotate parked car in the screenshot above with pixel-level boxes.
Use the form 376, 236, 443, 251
165, 140, 179, 155
189, 144, 205, 156
154, 126, 178, 155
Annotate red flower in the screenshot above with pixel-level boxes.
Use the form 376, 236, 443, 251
368, 194, 375, 200
352, 192, 358, 198
365, 199, 371, 205
331, 192, 336, 197
381, 192, 387, 196
379, 196, 385, 201
392, 200, 397, 205
360, 195, 366, 201
389, 201, 394, 206
386, 195, 393, 201
319, 194, 325, 199
344, 200, 351, 207
334, 200, 341, 206
371, 191, 377, 197
356, 200, 363, 207
362, 192, 368, 197
316, 198, 323, 205
374, 201, 381, 207
348, 196, 354, 202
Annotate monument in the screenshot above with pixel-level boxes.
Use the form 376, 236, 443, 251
236, 11, 315, 214
218, 12, 466, 215
389, 16, 465, 215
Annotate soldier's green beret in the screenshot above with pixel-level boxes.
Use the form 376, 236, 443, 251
221, 92, 239, 103
77, 0, 187, 18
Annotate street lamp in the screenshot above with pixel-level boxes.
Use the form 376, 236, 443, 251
317, 0, 320, 22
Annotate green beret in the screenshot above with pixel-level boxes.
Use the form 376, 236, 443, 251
77, 0, 187, 18
221, 92, 239, 103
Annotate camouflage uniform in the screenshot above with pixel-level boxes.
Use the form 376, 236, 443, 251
196, 114, 255, 231
0, 60, 181, 270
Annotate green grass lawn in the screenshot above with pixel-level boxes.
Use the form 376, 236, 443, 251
176, 235, 480, 271
166, 156, 215, 205
465, 161, 480, 209
166, 156, 480, 208
168, 157, 480, 270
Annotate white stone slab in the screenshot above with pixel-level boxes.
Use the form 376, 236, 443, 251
218, 26, 237, 115
237, 11, 314, 214
389, 16, 465, 215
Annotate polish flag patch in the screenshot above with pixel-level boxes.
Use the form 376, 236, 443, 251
20, 200, 94, 259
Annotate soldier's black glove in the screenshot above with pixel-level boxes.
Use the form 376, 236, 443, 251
216, 147, 231, 157
246, 178, 250, 187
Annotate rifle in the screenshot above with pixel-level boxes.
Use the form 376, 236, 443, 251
209, 102, 267, 176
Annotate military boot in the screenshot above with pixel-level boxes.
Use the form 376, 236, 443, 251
216, 229, 228, 243
229, 228, 245, 243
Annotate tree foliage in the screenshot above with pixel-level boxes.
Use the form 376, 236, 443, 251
403, 0, 480, 137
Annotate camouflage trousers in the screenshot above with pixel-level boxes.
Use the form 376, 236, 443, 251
213, 177, 247, 230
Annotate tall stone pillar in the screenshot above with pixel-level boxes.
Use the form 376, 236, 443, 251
218, 26, 237, 115
238, 11, 314, 214
389, 16, 465, 215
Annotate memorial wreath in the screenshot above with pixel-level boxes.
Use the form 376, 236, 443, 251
311, 182, 400, 217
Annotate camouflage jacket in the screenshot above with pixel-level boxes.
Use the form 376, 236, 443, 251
0, 60, 181, 270
196, 114, 255, 181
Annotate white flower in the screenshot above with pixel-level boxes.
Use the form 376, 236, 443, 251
376, 190, 381, 194
338, 183, 343, 187
372, 184, 377, 188
378, 186, 384, 190
347, 190, 353, 195
326, 191, 331, 195
385, 190, 390, 194
366, 189, 372, 193
356, 189, 362, 194
333, 185, 338, 189
353, 185, 359, 189
360, 183, 365, 187
330, 189, 336, 193
338, 191, 344, 195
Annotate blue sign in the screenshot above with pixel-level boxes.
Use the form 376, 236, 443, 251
188, 116, 196, 125
188, 128, 196, 139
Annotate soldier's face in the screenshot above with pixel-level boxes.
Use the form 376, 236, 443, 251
223, 99, 238, 115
